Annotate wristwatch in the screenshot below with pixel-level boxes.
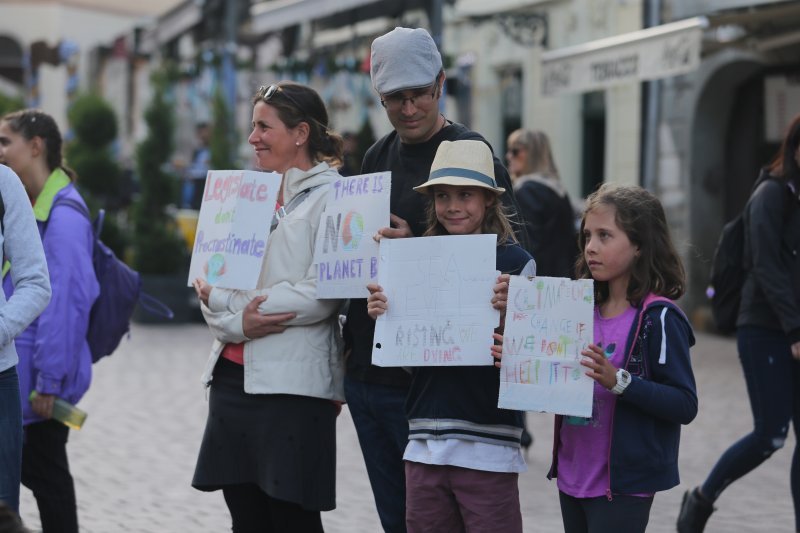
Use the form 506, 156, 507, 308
611, 369, 632, 395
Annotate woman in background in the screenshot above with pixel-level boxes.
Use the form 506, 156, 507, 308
505, 129, 578, 278
677, 114, 800, 533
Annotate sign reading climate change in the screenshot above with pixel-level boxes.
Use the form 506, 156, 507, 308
313, 172, 390, 298
498, 276, 594, 417
188, 170, 282, 290
372, 234, 500, 367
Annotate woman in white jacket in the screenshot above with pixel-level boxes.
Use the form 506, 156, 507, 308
192, 82, 345, 532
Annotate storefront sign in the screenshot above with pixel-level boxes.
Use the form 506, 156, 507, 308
542, 17, 706, 95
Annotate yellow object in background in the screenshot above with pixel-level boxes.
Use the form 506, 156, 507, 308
176, 209, 200, 251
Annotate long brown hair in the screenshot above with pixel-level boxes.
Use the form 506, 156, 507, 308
2, 109, 76, 180
767, 112, 800, 186
422, 186, 517, 243
575, 183, 685, 305
253, 82, 344, 168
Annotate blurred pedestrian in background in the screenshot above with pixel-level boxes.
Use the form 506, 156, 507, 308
0, 163, 51, 516
0, 109, 100, 533
191, 82, 345, 532
505, 129, 578, 279
180, 122, 211, 210
339, 131, 360, 176
678, 113, 800, 533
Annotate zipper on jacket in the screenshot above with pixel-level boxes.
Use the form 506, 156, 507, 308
606, 399, 616, 502
606, 303, 647, 502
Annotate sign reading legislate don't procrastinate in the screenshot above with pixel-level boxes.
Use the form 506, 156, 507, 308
188, 170, 282, 290
313, 172, 391, 298
371, 234, 500, 367
498, 276, 595, 417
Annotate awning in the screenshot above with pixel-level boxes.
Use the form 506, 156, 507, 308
251, 0, 381, 35
540, 17, 707, 96
455, 0, 549, 18
140, 0, 201, 53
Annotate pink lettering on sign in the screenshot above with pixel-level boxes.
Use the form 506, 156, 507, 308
422, 346, 462, 363
203, 173, 271, 203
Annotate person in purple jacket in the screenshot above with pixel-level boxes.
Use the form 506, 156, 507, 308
0, 109, 99, 533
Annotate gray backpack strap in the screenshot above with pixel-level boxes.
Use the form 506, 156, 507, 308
270, 184, 325, 231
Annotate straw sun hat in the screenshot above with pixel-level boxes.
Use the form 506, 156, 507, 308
413, 140, 506, 195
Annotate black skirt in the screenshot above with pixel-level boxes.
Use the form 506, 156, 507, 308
192, 357, 337, 511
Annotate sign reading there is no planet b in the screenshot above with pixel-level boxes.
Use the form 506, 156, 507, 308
313, 172, 391, 298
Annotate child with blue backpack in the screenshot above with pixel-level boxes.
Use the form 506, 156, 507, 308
0, 109, 99, 533
367, 139, 533, 532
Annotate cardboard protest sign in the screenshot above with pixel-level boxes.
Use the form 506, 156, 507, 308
188, 170, 282, 289
498, 276, 594, 417
372, 234, 500, 367
313, 172, 390, 298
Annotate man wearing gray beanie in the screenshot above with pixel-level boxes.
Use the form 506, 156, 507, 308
342, 26, 527, 533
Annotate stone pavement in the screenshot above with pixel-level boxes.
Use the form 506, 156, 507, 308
18, 324, 795, 532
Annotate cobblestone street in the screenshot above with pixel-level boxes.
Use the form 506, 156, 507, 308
18, 324, 796, 532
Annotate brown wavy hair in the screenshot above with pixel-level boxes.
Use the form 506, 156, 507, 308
253, 82, 343, 168
575, 183, 685, 305
422, 187, 517, 243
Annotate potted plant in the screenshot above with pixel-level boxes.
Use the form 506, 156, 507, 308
65, 93, 127, 256
131, 70, 192, 322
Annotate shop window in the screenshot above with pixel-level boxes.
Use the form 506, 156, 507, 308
582, 91, 605, 196
0, 35, 24, 86
500, 67, 522, 148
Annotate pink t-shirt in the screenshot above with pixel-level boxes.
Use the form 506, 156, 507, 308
556, 305, 637, 498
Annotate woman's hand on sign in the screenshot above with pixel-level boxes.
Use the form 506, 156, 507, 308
193, 278, 211, 307
491, 332, 504, 369
366, 283, 388, 320
374, 214, 413, 242
242, 296, 297, 339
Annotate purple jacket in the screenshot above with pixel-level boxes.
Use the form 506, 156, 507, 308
3, 177, 99, 425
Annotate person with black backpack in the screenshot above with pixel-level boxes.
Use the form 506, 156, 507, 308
0, 110, 99, 533
678, 113, 800, 533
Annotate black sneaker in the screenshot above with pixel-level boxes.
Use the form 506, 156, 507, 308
677, 487, 715, 533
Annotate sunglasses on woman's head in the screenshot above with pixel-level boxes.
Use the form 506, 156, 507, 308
257, 84, 303, 110
256, 84, 332, 133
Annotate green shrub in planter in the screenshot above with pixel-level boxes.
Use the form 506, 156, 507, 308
132, 70, 186, 276
65, 93, 127, 256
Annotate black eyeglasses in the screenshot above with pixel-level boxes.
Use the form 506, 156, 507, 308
380, 81, 438, 111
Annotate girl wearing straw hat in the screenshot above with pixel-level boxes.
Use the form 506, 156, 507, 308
367, 139, 533, 532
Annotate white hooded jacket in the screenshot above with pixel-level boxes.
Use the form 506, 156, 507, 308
200, 162, 344, 401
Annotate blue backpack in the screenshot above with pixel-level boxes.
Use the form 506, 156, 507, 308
47, 197, 173, 363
